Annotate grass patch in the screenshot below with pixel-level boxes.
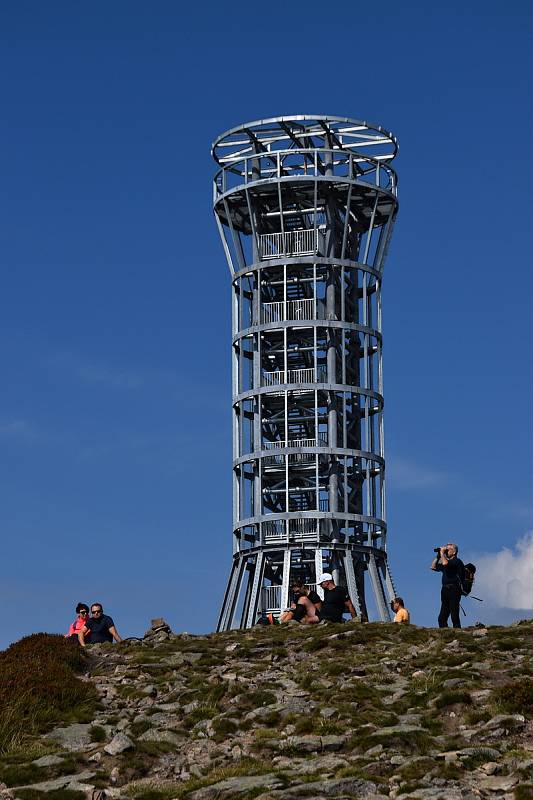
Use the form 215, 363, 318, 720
496, 638, 522, 651
397, 757, 436, 781
17, 791, 85, 800
492, 678, 533, 715
515, 784, 533, 800
0, 762, 47, 787
434, 690, 472, 709
89, 725, 107, 743
0, 634, 98, 756
130, 720, 152, 737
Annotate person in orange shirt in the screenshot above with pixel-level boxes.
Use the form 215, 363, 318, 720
391, 597, 410, 624
65, 603, 90, 639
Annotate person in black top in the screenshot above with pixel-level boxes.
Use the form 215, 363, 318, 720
78, 603, 122, 646
279, 581, 319, 624
431, 543, 465, 628
317, 573, 357, 623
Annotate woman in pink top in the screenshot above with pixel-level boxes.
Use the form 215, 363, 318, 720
65, 603, 90, 639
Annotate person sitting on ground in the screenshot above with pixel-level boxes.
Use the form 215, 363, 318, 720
317, 573, 357, 623
279, 580, 319, 624
65, 603, 90, 640
391, 596, 410, 624
78, 603, 122, 647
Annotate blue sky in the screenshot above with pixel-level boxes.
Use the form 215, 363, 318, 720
1, 1, 532, 647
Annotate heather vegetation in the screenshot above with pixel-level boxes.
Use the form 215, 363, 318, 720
0, 634, 98, 756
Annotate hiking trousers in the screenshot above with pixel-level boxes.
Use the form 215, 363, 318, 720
438, 585, 462, 628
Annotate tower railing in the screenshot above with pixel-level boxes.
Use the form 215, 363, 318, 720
262, 365, 327, 386
260, 298, 316, 324
213, 147, 397, 199
260, 230, 319, 259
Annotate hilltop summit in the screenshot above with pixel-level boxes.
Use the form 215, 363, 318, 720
0, 620, 532, 799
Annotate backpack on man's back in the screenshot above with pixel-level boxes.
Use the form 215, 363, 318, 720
461, 562, 477, 596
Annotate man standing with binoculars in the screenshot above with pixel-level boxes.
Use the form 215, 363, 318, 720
431, 543, 466, 628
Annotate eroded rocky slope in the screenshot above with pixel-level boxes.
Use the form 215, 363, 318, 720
1, 619, 532, 800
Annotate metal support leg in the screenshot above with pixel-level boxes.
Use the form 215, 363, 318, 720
384, 561, 397, 602
217, 557, 245, 632
245, 552, 265, 628
280, 549, 292, 612
343, 552, 362, 617
314, 549, 324, 599
367, 553, 391, 621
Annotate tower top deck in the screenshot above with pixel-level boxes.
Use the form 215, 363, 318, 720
212, 115, 398, 166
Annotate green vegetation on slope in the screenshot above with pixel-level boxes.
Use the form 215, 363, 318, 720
0, 633, 98, 755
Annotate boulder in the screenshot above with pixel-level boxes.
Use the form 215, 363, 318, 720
189, 773, 283, 799
104, 733, 134, 755
44, 723, 93, 751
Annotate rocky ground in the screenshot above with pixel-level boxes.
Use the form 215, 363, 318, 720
0, 619, 532, 800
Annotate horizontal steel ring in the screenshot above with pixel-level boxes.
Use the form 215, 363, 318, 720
232, 319, 382, 344
232, 257, 383, 283
233, 448, 385, 469
234, 384, 384, 405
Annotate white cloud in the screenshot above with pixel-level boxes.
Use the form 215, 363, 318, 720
387, 457, 448, 491
473, 532, 533, 610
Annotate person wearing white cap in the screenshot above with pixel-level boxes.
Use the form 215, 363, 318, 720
317, 573, 357, 623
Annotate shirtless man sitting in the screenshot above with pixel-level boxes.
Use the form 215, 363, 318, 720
279, 580, 319, 624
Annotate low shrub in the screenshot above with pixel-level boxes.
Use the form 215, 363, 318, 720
89, 725, 107, 743
0, 634, 98, 755
17, 791, 85, 800
492, 678, 533, 715
434, 690, 472, 709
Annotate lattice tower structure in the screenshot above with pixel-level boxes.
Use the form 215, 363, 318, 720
212, 115, 399, 629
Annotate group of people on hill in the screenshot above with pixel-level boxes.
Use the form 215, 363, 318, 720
63, 542, 468, 645
65, 602, 122, 646
278, 573, 410, 626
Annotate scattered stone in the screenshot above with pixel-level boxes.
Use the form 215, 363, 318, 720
45, 723, 93, 751
16, 772, 96, 792
477, 774, 518, 791
31, 755, 65, 767
472, 627, 489, 637
138, 729, 184, 746
480, 761, 500, 774
483, 714, 525, 730
189, 773, 283, 799
104, 733, 134, 755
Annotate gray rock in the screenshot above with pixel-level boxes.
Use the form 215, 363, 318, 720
31, 755, 65, 767
477, 774, 518, 792
285, 734, 322, 752
256, 776, 378, 799
479, 761, 500, 774
365, 744, 384, 756
189, 773, 283, 799
319, 706, 337, 718
16, 771, 96, 791
104, 733, 134, 755
442, 677, 464, 689
321, 735, 347, 751
138, 729, 184, 746
375, 724, 426, 736
44, 723, 93, 751
182, 652, 203, 664
483, 713, 525, 730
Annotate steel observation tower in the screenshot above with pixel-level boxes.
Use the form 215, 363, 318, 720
212, 115, 399, 629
